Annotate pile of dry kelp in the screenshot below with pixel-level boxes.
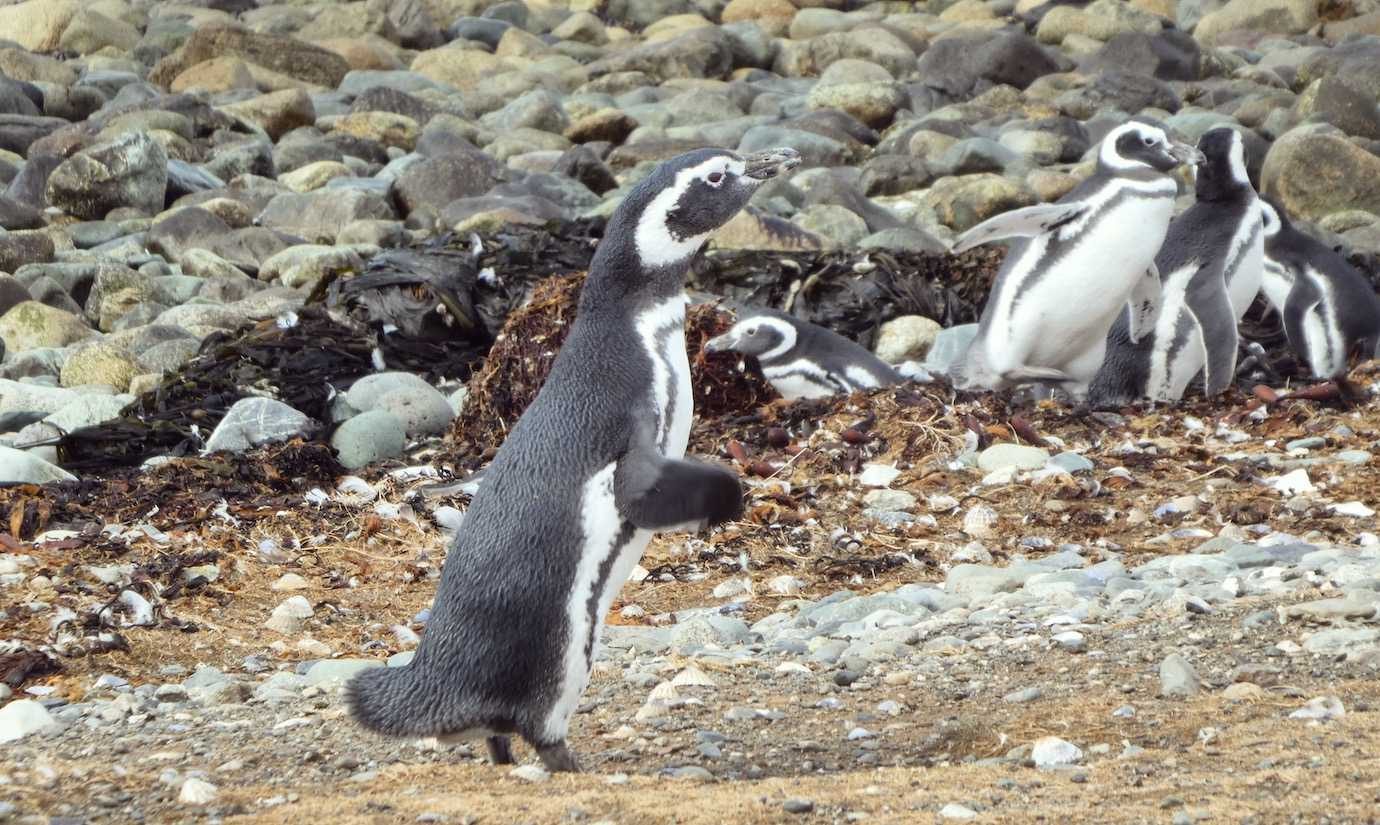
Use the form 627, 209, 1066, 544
444, 273, 778, 468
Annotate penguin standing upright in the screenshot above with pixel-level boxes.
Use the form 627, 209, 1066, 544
948, 121, 1204, 401
1089, 127, 1264, 407
702, 305, 909, 400
1258, 197, 1380, 382
345, 147, 802, 772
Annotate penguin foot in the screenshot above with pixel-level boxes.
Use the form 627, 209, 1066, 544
536, 740, 582, 773
485, 736, 515, 765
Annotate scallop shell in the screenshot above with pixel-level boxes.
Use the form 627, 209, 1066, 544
671, 666, 717, 689
962, 505, 999, 538
648, 680, 680, 702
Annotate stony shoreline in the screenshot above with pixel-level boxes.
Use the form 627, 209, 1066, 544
5, 0, 1380, 822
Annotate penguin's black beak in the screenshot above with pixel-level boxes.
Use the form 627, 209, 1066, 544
1168, 141, 1206, 167
743, 148, 802, 181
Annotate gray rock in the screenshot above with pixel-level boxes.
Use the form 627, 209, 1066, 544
1159, 653, 1201, 697
740, 126, 850, 168
388, 151, 503, 218
304, 658, 382, 686
977, 444, 1050, 473
343, 372, 454, 437
202, 397, 315, 454
256, 189, 395, 244
331, 409, 408, 470
46, 131, 169, 220
1049, 452, 1095, 474
0, 444, 75, 484
945, 563, 1042, 599
915, 32, 1065, 98
0, 698, 60, 743
924, 324, 979, 374
1302, 627, 1380, 657
1081, 30, 1201, 82
1064, 71, 1181, 121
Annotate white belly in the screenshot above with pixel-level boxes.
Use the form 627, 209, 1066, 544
1147, 263, 1202, 401
546, 463, 654, 742
1227, 231, 1263, 318
1260, 261, 1292, 313
545, 294, 694, 740
987, 194, 1175, 379
764, 358, 839, 400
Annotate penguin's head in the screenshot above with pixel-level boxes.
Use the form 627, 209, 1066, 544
1099, 122, 1204, 174
1192, 127, 1254, 201
703, 313, 798, 362
620, 147, 802, 270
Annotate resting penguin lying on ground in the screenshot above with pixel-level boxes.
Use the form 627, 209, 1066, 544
1088, 126, 1264, 407
344, 146, 802, 773
1257, 197, 1380, 389
948, 121, 1204, 402
702, 306, 920, 400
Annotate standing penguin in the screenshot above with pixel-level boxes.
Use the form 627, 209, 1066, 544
1258, 196, 1380, 382
702, 306, 911, 400
948, 121, 1204, 400
345, 147, 802, 772
1089, 127, 1264, 407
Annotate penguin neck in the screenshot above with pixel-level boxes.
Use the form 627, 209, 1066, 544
577, 215, 698, 319
1194, 168, 1254, 203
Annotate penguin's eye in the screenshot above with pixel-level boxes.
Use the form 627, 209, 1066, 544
1142, 135, 1156, 147
745, 327, 758, 336
707, 171, 725, 186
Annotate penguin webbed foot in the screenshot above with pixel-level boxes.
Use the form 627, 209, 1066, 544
486, 736, 515, 765
617, 454, 745, 532
536, 740, 582, 773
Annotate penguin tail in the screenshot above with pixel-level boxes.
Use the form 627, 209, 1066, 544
345, 664, 435, 738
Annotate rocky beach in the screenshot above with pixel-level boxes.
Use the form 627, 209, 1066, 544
4, 0, 1380, 822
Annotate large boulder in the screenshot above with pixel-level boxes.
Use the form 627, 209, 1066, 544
915, 32, 1064, 98
0, 0, 82, 53
0, 301, 95, 352
147, 207, 235, 265
1261, 128, 1380, 221
1194, 0, 1318, 46
256, 189, 396, 244
150, 24, 352, 89
45, 132, 169, 220
219, 90, 316, 142
586, 28, 734, 82
390, 152, 502, 216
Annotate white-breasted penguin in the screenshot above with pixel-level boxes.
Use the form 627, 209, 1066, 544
702, 306, 908, 400
1258, 196, 1380, 381
948, 121, 1204, 400
1088, 127, 1264, 407
345, 146, 803, 772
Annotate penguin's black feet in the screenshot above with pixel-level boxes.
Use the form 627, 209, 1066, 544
485, 736, 515, 765
536, 740, 582, 773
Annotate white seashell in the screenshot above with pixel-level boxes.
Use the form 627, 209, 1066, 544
962, 505, 998, 538
927, 494, 960, 512
648, 681, 680, 702
670, 666, 717, 688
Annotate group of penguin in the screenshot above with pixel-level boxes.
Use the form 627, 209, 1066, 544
339, 131, 1380, 776
710, 122, 1380, 408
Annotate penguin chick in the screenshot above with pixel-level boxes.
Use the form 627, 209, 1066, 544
1259, 197, 1380, 382
950, 120, 1204, 401
1089, 126, 1264, 407
344, 146, 802, 774
702, 306, 906, 400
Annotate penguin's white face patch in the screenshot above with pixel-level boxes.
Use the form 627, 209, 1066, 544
711, 316, 797, 360
1226, 130, 1248, 186
634, 155, 749, 269
1259, 201, 1281, 238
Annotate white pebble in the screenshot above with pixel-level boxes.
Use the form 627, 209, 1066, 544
1031, 736, 1083, 768
179, 777, 218, 805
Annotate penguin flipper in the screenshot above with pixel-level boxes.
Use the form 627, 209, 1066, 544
615, 451, 745, 533
1001, 366, 1077, 384
950, 202, 1088, 253
1125, 263, 1162, 343
1193, 282, 1241, 396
